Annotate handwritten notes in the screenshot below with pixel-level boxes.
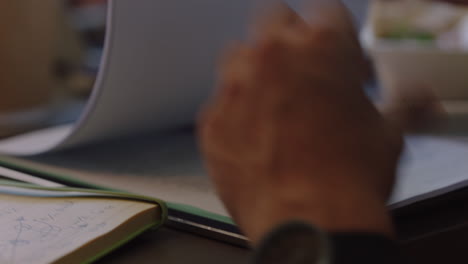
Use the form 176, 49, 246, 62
0, 194, 155, 264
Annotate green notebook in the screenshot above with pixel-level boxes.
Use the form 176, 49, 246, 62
0, 158, 243, 264
0, 181, 166, 264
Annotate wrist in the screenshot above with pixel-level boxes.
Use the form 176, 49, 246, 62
239, 188, 394, 245
253, 221, 401, 264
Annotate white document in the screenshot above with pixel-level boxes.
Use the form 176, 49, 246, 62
0, 0, 371, 156
390, 136, 468, 207
0, 0, 256, 155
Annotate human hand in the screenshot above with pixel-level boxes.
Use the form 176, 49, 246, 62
198, 1, 403, 245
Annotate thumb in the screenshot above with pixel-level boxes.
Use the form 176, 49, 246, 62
303, 0, 356, 32
379, 87, 445, 132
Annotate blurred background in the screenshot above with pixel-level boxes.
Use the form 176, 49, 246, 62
0, 0, 371, 138
0, 0, 108, 137
3, 0, 468, 138
60, 0, 107, 97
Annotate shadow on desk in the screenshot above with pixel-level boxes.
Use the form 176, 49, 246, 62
404, 225, 468, 264
100, 224, 466, 264
99, 227, 251, 264
396, 186, 468, 264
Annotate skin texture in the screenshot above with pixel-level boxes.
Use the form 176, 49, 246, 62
198, 1, 403, 245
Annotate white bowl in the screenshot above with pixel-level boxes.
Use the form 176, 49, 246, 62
361, 24, 468, 104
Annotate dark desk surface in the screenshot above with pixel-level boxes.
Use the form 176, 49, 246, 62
98, 224, 468, 264
100, 227, 251, 264
395, 187, 468, 264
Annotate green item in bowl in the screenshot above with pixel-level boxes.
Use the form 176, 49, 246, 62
383, 29, 436, 42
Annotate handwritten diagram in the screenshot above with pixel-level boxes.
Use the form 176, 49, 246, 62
0, 195, 154, 264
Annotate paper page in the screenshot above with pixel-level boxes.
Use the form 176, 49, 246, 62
0, 0, 367, 156
390, 135, 468, 207
0, 125, 72, 156
0, 0, 257, 155
0, 193, 155, 264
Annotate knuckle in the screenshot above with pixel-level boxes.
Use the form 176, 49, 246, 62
307, 24, 339, 44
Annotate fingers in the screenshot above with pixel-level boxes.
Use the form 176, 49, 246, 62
202, 5, 305, 149
380, 87, 445, 132
215, 43, 252, 111
250, 2, 309, 43
200, 1, 370, 159
301, 0, 368, 84
302, 0, 354, 28
200, 42, 265, 161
